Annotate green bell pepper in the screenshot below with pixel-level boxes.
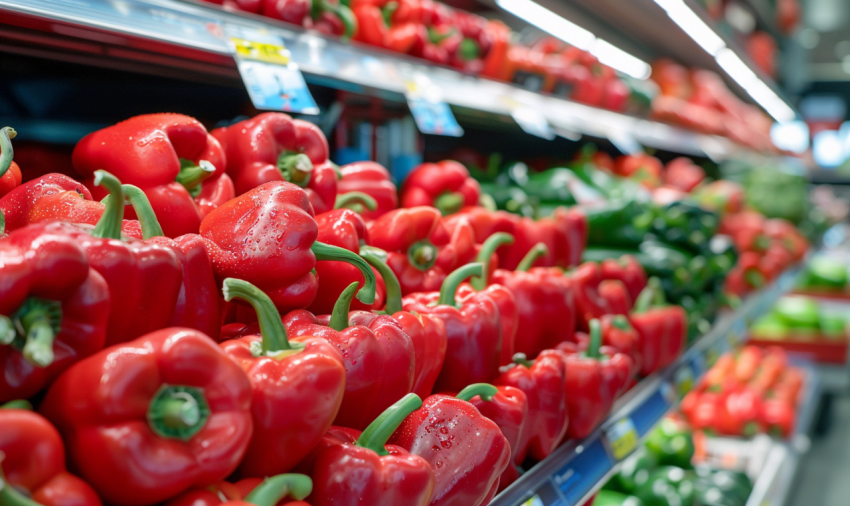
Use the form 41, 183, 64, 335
594, 490, 646, 506
774, 296, 821, 334
820, 313, 847, 339
584, 201, 656, 248
651, 201, 719, 254
606, 446, 658, 495
750, 313, 789, 340
799, 257, 848, 291
645, 419, 695, 470
693, 469, 752, 506
634, 467, 696, 506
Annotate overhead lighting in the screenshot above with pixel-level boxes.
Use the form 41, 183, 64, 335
496, 0, 651, 79
654, 0, 725, 55
771, 121, 809, 153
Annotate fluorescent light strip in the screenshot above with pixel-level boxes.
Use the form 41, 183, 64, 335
655, 0, 725, 55
496, 0, 651, 79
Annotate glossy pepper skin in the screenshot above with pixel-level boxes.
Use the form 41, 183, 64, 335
600, 314, 641, 379
311, 394, 436, 506
367, 206, 477, 295
389, 385, 511, 506
73, 113, 229, 237
336, 161, 398, 220
629, 278, 687, 376
201, 181, 376, 314
403, 263, 502, 392
495, 350, 569, 463
219, 279, 346, 478
492, 244, 576, 358
351, 0, 421, 53
400, 160, 482, 216
571, 261, 615, 330
212, 113, 335, 212
600, 255, 647, 303
40, 327, 254, 506
0, 405, 102, 506
284, 282, 415, 430
0, 223, 110, 402
166, 474, 313, 506
599, 279, 632, 315
0, 127, 22, 198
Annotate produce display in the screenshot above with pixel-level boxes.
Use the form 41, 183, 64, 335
0, 112, 812, 506
751, 295, 848, 340
796, 256, 850, 295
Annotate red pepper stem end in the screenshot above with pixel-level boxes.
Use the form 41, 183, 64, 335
91, 170, 125, 240
329, 282, 359, 331
471, 232, 514, 291
745, 269, 765, 288
0, 316, 13, 346
222, 278, 293, 354
512, 352, 534, 368
437, 262, 484, 307
11, 298, 62, 368
587, 318, 602, 359
335, 191, 378, 212
0, 209, 5, 236
632, 277, 661, 314
456, 383, 498, 402
361, 246, 402, 314
277, 152, 313, 188
611, 315, 632, 331
0, 127, 15, 178
408, 239, 438, 271
0, 465, 42, 506
244, 474, 313, 506
459, 38, 481, 61
312, 241, 376, 305
176, 159, 215, 197
147, 384, 211, 441
381, 1, 398, 26
121, 185, 165, 239
434, 191, 465, 216
356, 393, 422, 456
0, 400, 32, 410
516, 242, 549, 272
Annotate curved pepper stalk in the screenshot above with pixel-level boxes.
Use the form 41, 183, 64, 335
437, 262, 484, 307
361, 246, 403, 314
277, 151, 314, 188
222, 278, 305, 358
175, 159, 215, 198
471, 232, 514, 291
456, 383, 498, 402
516, 242, 549, 272
0, 126, 16, 178
312, 241, 377, 305
356, 393, 422, 456
244, 474, 313, 506
335, 191, 378, 214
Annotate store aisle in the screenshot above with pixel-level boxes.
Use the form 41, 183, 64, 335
788, 394, 850, 506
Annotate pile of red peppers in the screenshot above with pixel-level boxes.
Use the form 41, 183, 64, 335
0, 112, 805, 506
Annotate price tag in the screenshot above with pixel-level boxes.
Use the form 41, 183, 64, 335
224, 25, 319, 114
606, 418, 639, 461
521, 495, 545, 506
674, 363, 695, 398
405, 77, 463, 137
512, 106, 556, 140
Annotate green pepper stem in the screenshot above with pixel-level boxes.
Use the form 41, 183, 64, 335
0, 316, 14, 345
356, 393, 422, 456
611, 315, 632, 331
0, 465, 43, 506
471, 232, 514, 291
21, 318, 55, 368
512, 352, 534, 368
329, 282, 359, 331
314, 0, 356, 39
91, 170, 125, 240
121, 185, 164, 239
434, 191, 465, 216
244, 474, 313, 506
479, 193, 498, 212
456, 383, 498, 402
408, 240, 438, 271
437, 263, 484, 307
147, 385, 211, 441
222, 278, 291, 353
361, 246, 402, 314
0, 209, 5, 236
745, 269, 765, 289
277, 152, 313, 188
0, 400, 32, 410
175, 159, 215, 195
633, 278, 660, 314
587, 318, 602, 359
516, 243, 549, 272
0, 127, 16, 178
335, 191, 378, 212
312, 242, 376, 305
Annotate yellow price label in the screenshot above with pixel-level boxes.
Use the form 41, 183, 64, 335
607, 418, 639, 461
674, 364, 695, 398
230, 37, 290, 65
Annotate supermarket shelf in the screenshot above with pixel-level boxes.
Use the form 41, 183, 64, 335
743, 0, 783, 41
0, 0, 759, 158
490, 265, 802, 506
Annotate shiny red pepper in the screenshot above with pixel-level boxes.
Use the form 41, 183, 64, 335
600, 255, 647, 303
599, 279, 632, 315
0, 403, 102, 506
720, 386, 762, 436
600, 314, 641, 379
166, 474, 313, 506
551, 206, 589, 268
663, 157, 706, 193
629, 278, 687, 375
200, 181, 376, 314
0, 126, 22, 198
571, 261, 614, 330
495, 350, 569, 464
492, 243, 576, 358
336, 161, 398, 220
760, 398, 795, 437
73, 114, 230, 237
0, 222, 110, 402
481, 20, 510, 80
613, 153, 662, 189
496, 216, 559, 270
725, 251, 767, 297
212, 113, 336, 213
283, 282, 415, 430
311, 394, 436, 506
367, 206, 477, 295
445, 206, 516, 243
40, 327, 254, 505
389, 385, 511, 506
764, 218, 808, 261
219, 278, 346, 478
402, 262, 502, 392
351, 0, 421, 53
400, 160, 482, 216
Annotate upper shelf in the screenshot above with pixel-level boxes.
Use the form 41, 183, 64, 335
0, 0, 767, 159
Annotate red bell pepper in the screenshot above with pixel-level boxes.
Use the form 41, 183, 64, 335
725, 251, 767, 297
73, 114, 230, 237
220, 278, 346, 478
0, 173, 142, 238
444, 207, 516, 244
311, 394, 435, 506
571, 261, 614, 330
495, 216, 558, 271
663, 157, 705, 193
491, 243, 576, 357
749, 347, 787, 394
195, 171, 236, 220
480, 20, 510, 80
400, 160, 482, 216
696, 180, 746, 215
388, 385, 511, 506
283, 282, 415, 430
720, 386, 762, 436
336, 161, 398, 220
599, 279, 632, 315
402, 262, 502, 392
350, 0, 421, 53
720, 210, 766, 237
600, 313, 641, 377
600, 255, 647, 303
361, 248, 448, 398
459, 232, 519, 365
0, 126, 22, 197
629, 278, 687, 375
686, 391, 726, 433
613, 154, 663, 189
200, 181, 376, 314
557, 319, 634, 439
447, 11, 491, 73
0, 404, 102, 506
459, 384, 528, 491
760, 398, 795, 437
366, 206, 477, 294
734, 345, 762, 383
40, 327, 254, 505
551, 206, 589, 268
764, 218, 808, 261
212, 113, 335, 212
0, 222, 110, 402
166, 474, 313, 506
495, 350, 569, 463
261, 0, 310, 25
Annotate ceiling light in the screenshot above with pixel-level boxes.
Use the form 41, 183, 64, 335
590, 39, 651, 80
654, 0, 726, 55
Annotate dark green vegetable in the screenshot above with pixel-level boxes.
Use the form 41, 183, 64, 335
606, 446, 658, 494
594, 489, 646, 506
645, 419, 695, 470
634, 467, 696, 506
